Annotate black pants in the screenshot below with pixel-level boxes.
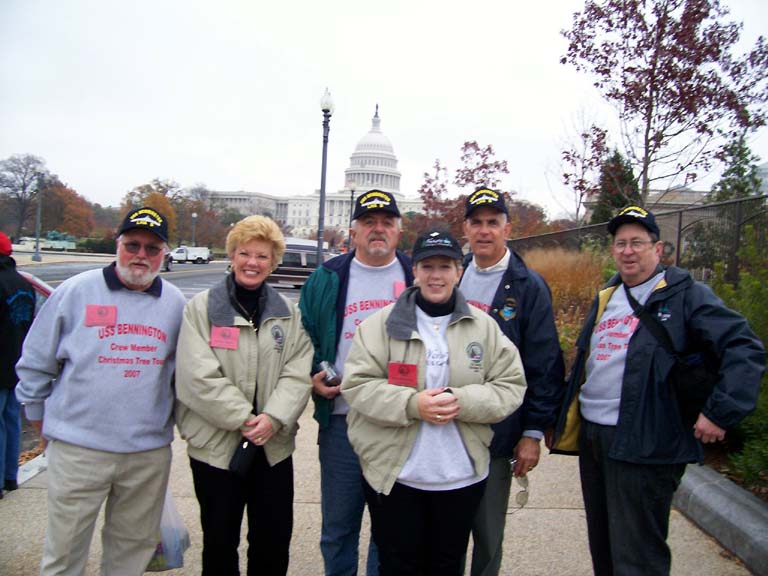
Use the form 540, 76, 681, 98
364, 479, 486, 576
190, 450, 294, 576
578, 420, 686, 576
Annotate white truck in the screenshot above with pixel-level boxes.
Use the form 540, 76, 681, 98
170, 246, 212, 264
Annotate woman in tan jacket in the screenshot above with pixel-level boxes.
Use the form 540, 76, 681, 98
342, 229, 527, 576
175, 216, 312, 576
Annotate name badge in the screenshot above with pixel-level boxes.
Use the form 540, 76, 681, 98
388, 362, 418, 387
393, 281, 406, 298
85, 305, 117, 326
210, 325, 239, 350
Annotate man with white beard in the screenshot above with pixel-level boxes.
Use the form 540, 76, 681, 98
16, 206, 186, 576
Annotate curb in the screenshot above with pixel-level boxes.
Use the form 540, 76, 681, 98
674, 464, 768, 576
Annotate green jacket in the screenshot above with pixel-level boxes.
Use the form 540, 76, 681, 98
175, 278, 313, 469
342, 286, 527, 495
299, 250, 414, 428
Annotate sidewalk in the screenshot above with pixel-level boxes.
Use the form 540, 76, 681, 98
0, 405, 754, 576
11, 247, 114, 267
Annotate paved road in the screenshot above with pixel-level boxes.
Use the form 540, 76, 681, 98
18, 258, 301, 301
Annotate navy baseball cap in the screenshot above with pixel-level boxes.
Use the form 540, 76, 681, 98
465, 187, 508, 218
412, 230, 463, 264
117, 207, 169, 242
607, 205, 660, 237
352, 189, 400, 219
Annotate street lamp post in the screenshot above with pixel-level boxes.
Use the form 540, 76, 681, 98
316, 88, 334, 266
191, 212, 198, 246
347, 186, 355, 250
32, 175, 45, 262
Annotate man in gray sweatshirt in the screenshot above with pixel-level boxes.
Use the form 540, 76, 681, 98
16, 207, 186, 576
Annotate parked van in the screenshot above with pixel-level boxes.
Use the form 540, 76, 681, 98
267, 249, 323, 288
170, 246, 212, 264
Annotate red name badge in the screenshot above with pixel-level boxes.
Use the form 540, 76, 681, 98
85, 305, 117, 327
393, 281, 406, 298
210, 325, 239, 350
388, 362, 418, 387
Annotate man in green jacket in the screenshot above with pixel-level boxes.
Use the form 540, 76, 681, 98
299, 190, 413, 575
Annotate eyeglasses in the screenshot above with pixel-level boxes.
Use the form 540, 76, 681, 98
612, 239, 655, 252
509, 459, 529, 508
121, 241, 164, 257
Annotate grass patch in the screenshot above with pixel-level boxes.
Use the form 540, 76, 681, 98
522, 247, 607, 367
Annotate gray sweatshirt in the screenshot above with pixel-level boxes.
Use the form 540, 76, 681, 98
15, 265, 186, 453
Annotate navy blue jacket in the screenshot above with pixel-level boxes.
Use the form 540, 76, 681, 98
553, 266, 765, 463
461, 251, 565, 458
1, 255, 35, 389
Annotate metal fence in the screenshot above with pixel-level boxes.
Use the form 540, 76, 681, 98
507, 195, 768, 282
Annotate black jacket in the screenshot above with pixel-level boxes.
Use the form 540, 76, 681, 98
461, 251, 565, 458
0, 255, 35, 389
553, 266, 765, 463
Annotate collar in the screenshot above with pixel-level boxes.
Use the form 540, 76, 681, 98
352, 253, 399, 269
471, 248, 510, 273
102, 262, 163, 297
416, 289, 457, 317
227, 273, 266, 322
386, 285, 474, 340
208, 276, 291, 326
621, 263, 665, 288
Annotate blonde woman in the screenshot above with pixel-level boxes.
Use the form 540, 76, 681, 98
175, 215, 313, 575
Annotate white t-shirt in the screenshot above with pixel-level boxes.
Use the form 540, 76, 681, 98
397, 308, 485, 491
580, 271, 665, 425
333, 257, 405, 415
459, 250, 509, 314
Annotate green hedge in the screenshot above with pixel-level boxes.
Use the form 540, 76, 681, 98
711, 226, 767, 491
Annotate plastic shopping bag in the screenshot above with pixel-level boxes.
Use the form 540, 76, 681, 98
146, 487, 191, 571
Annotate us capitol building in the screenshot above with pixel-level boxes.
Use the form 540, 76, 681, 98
209, 107, 424, 237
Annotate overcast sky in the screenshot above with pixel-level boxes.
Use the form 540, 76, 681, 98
2, 0, 766, 218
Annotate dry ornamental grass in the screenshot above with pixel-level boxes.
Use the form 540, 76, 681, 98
521, 247, 608, 368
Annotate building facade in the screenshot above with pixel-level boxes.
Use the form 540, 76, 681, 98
209, 107, 424, 239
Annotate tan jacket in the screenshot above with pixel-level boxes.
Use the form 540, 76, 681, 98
175, 278, 313, 469
342, 286, 527, 494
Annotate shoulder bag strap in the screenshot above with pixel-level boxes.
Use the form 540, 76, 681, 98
623, 283, 679, 359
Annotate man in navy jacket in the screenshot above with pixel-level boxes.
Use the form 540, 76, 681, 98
459, 188, 565, 576
553, 206, 764, 575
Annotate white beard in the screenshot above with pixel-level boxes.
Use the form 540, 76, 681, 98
116, 261, 160, 289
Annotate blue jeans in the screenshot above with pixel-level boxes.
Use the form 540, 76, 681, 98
319, 415, 378, 576
0, 389, 21, 485
578, 419, 686, 576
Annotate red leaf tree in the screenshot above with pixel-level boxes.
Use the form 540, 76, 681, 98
562, 0, 768, 201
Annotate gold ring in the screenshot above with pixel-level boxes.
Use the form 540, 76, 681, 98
436, 415, 442, 420
256, 437, 262, 442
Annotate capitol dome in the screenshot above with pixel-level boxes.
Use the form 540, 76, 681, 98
344, 105, 401, 196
